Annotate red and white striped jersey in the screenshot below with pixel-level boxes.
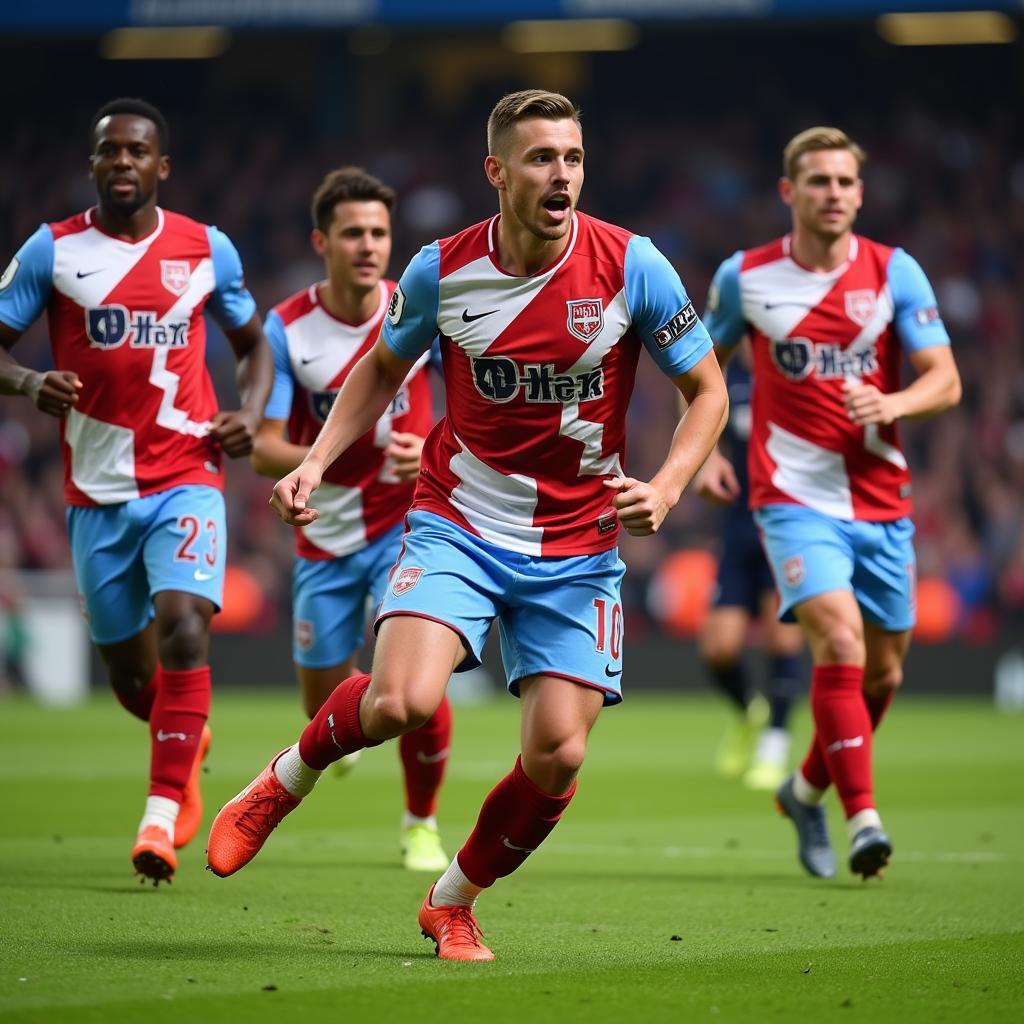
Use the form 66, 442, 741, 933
0, 207, 257, 506
382, 212, 713, 556
705, 235, 951, 522
264, 280, 434, 560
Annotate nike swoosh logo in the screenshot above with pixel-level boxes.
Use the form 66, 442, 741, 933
763, 301, 813, 310
826, 735, 865, 754
462, 308, 498, 323
416, 748, 449, 765
300, 355, 323, 364
76, 269, 103, 278
501, 835, 535, 853
604, 665, 622, 677
156, 730, 188, 742
194, 570, 215, 581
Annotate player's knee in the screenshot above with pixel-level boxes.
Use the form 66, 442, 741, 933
865, 661, 903, 697
818, 621, 863, 665
528, 736, 587, 791
699, 634, 739, 669
156, 610, 209, 669
365, 691, 430, 738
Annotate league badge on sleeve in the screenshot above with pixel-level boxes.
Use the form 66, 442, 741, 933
566, 298, 604, 343
160, 260, 191, 296
653, 301, 698, 348
387, 285, 406, 325
0, 256, 19, 291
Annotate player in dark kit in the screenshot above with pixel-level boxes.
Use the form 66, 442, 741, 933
0, 98, 273, 884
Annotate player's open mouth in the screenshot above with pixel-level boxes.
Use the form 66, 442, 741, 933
543, 195, 571, 213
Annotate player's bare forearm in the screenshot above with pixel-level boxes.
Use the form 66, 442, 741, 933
305, 338, 414, 472
1, 328, 82, 415
656, 351, 730, 502
250, 420, 309, 479
226, 316, 274, 421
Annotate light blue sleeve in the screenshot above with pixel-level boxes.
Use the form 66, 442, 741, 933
0, 225, 54, 333
625, 235, 713, 377
702, 251, 746, 348
382, 243, 440, 361
428, 336, 444, 375
204, 226, 258, 331
888, 248, 951, 352
262, 310, 295, 421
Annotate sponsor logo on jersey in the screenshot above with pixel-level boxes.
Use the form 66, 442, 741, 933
160, 259, 191, 296
770, 337, 878, 382
844, 289, 877, 327
597, 509, 618, 535
387, 284, 406, 325
310, 384, 410, 423
85, 305, 189, 349
470, 356, 604, 404
653, 301, 698, 349
566, 298, 604, 343
392, 566, 423, 596
782, 555, 806, 587
914, 306, 941, 327
0, 256, 19, 291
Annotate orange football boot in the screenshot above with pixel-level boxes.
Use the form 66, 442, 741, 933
174, 724, 212, 849
132, 825, 177, 886
418, 884, 494, 961
206, 750, 300, 877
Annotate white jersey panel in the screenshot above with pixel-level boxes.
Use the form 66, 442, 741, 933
65, 409, 140, 503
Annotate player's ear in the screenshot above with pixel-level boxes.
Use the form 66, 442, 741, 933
311, 229, 327, 257
778, 176, 793, 208
484, 155, 506, 192
157, 155, 170, 182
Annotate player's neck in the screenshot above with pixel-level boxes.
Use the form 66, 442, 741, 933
494, 213, 570, 277
93, 202, 160, 242
319, 279, 379, 325
789, 228, 853, 273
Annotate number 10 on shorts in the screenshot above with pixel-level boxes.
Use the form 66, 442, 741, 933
593, 598, 622, 660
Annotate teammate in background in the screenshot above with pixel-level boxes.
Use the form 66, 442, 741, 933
701, 127, 960, 878
251, 167, 450, 872
0, 98, 273, 884
693, 348, 804, 791
208, 89, 727, 960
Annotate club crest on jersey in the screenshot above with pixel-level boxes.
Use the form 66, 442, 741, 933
782, 555, 806, 588
844, 289, 876, 327
160, 260, 191, 296
566, 298, 603, 343
392, 566, 423, 596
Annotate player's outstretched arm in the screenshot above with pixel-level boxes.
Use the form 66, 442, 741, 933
606, 350, 729, 536
0, 322, 82, 416
269, 337, 416, 526
844, 345, 961, 426
209, 314, 274, 459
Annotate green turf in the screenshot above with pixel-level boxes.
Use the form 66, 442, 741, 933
1, 691, 1021, 1023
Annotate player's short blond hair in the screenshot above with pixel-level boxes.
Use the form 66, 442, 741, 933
487, 89, 581, 156
783, 127, 866, 181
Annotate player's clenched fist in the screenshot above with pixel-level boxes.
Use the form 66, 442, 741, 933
270, 461, 324, 526
26, 369, 82, 418
694, 448, 741, 507
843, 380, 899, 426
209, 408, 260, 458
603, 475, 673, 537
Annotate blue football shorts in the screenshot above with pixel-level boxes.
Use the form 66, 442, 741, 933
66, 485, 226, 645
754, 503, 916, 632
292, 520, 405, 669
713, 504, 775, 614
374, 510, 627, 705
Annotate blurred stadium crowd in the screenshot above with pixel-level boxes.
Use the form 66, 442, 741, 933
1, 31, 1020, 647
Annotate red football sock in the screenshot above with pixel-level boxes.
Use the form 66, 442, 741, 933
457, 756, 576, 888
809, 664, 874, 817
399, 694, 452, 818
800, 686, 896, 792
799, 735, 832, 792
148, 666, 211, 801
298, 672, 381, 771
113, 672, 157, 722
865, 690, 894, 730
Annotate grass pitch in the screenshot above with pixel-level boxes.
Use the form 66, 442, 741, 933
0, 689, 1022, 1023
